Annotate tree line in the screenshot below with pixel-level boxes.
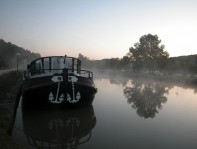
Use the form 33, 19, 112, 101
78, 34, 197, 75
0, 39, 41, 69
1, 34, 197, 75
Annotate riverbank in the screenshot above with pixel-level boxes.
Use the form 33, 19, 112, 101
0, 71, 22, 149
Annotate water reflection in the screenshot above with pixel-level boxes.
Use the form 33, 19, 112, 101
11, 98, 96, 149
124, 81, 169, 118
8, 74, 197, 149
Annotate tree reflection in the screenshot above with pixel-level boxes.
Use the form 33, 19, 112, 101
124, 81, 169, 118
109, 78, 128, 86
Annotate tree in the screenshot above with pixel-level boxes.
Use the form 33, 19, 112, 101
78, 53, 92, 68
120, 55, 131, 69
0, 39, 41, 69
129, 34, 169, 72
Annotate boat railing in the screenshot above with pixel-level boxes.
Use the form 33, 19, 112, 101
79, 69, 93, 78
25, 68, 93, 79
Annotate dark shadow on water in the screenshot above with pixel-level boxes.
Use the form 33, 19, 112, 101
23, 106, 96, 149
9, 94, 97, 149
123, 80, 169, 119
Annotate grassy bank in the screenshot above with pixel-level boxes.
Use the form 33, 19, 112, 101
0, 71, 23, 149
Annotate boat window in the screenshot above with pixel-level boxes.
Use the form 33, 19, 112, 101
30, 59, 43, 75
51, 57, 72, 69
29, 57, 80, 75
65, 58, 72, 69
44, 58, 50, 73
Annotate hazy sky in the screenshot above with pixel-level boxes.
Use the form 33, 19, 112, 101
0, 0, 197, 59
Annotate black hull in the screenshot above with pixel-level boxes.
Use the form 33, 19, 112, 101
21, 75, 97, 108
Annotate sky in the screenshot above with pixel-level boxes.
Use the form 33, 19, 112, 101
0, 0, 197, 60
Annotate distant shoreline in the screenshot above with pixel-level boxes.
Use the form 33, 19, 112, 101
93, 69, 197, 87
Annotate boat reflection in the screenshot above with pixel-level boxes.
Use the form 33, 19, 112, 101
124, 81, 169, 118
15, 102, 96, 149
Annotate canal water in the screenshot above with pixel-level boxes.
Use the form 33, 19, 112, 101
11, 72, 197, 149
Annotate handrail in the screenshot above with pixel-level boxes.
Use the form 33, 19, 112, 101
29, 56, 81, 65
28, 56, 82, 75
27, 68, 93, 79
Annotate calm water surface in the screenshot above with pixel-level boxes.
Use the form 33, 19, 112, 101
11, 73, 197, 149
